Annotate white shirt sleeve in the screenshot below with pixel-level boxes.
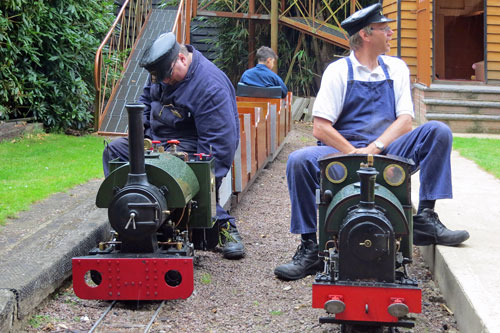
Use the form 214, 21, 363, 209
312, 59, 348, 125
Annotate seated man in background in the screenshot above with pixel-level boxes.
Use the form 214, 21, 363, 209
239, 46, 288, 98
102, 32, 245, 260
274, 3, 469, 281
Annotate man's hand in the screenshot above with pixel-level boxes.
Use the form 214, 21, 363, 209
348, 143, 381, 155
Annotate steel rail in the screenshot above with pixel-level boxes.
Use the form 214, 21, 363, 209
144, 300, 166, 333
87, 300, 165, 332
88, 300, 117, 333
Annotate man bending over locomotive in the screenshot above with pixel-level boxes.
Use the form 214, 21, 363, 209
102, 32, 245, 260
274, 3, 469, 281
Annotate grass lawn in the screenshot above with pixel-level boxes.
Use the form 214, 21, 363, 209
453, 137, 500, 180
0, 132, 105, 225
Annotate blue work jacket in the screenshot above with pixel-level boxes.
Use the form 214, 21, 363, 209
138, 45, 239, 187
240, 64, 288, 98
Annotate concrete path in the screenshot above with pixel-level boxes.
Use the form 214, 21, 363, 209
0, 179, 109, 332
412, 144, 500, 333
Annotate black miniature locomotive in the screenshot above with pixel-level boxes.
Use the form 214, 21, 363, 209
72, 103, 216, 300
312, 153, 421, 331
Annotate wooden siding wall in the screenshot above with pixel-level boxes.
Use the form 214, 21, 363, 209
488, 2, 500, 82
382, 0, 432, 82
384, 0, 500, 84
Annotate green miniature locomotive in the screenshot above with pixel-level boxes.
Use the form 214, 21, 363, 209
313, 153, 421, 331
72, 103, 216, 301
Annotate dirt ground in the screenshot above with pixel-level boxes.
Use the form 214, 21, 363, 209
21, 122, 459, 332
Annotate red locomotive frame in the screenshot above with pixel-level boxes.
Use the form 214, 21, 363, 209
72, 256, 193, 300
313, 282, 421, 323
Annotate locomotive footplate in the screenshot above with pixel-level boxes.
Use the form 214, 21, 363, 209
72, 253, 194, 300
312, 281, 421, 324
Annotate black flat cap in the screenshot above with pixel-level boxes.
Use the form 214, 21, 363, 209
139, 32, 180, 83
341, 3, 395, 37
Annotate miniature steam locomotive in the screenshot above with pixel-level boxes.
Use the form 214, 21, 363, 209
312, 153, 422, 331
72, 103, 216, 301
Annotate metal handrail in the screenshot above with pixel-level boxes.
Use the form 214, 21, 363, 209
172, 0, 193, 44
93, 0, 153, 131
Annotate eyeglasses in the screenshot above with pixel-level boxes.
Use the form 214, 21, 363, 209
370, 26, 392, 33
166, 56, 179, 78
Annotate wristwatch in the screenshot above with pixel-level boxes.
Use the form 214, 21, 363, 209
373, 140, 385, 151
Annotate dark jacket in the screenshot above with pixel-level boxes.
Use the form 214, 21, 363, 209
139, 45, 239, 187
240, 64, 288, 98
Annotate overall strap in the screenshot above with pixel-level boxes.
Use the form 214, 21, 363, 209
345, 57, 354, 81
377, 56, 391, 80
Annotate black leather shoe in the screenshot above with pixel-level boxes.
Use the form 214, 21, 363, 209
221, 225, 245, 260
413, 209, 470, 246
274, 239, 322, 280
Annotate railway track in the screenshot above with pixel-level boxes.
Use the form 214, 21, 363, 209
88, 300, 165, 332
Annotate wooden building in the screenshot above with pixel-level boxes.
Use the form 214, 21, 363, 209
382, 0, 500, 133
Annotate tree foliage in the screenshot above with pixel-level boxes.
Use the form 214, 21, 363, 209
0, 0, 114, 130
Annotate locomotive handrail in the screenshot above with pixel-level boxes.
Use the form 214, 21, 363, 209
93, 0, 153, 131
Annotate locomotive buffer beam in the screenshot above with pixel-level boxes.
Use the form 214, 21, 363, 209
73, 254, 194, 300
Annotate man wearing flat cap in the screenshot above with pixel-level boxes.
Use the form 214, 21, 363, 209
275, 2, 469, 281
103, 32, 245, 260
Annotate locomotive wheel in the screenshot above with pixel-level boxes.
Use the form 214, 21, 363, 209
341, 324, 384, 333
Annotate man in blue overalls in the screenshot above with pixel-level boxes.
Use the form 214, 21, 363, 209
274, 3, 470, 281
102, 32, 245, 260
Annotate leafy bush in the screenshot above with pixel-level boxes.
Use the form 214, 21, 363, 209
0, 0, 114, 130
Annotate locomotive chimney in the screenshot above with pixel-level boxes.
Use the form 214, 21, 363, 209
357, 163, 379, 211
125, 103, 147, 184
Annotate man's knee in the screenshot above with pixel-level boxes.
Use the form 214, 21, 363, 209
420, 121, 452, 148
287, 147, 318, 168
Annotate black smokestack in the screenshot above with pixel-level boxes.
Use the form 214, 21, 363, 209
357, 166, 379, 211
125, 103, 147, 181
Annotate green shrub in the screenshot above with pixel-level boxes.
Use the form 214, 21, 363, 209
0, 0, 114, 130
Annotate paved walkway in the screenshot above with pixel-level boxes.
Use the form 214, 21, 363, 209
0, 133, 498, 332
412, 140, 500, 333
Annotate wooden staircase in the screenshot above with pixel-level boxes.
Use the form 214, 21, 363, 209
413, 83, 500, 134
